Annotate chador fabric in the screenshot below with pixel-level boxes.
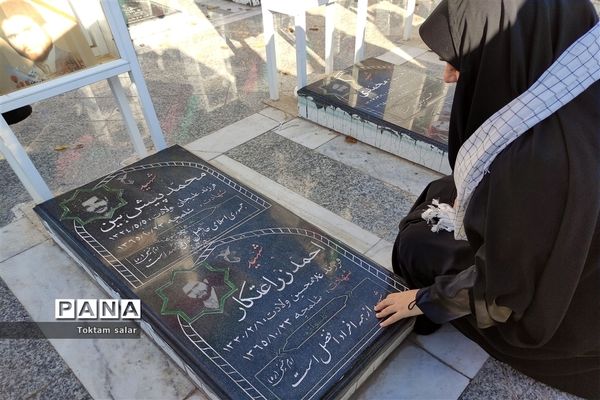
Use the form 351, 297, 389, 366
425, 21, 600, 239
393, 0, 600, 398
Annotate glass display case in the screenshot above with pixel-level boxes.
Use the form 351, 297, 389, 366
0, 0, 166, 204
0, 0, 119, 95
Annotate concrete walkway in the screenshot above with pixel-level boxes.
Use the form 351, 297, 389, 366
0, 107, 484, 399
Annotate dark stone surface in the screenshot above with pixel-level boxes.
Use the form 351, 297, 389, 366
459, 358, 581, 400
35, 145, 411, 400
298, 57, 454, 150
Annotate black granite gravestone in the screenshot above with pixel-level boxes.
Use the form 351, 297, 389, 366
297, 57, 453, 151
35, 146, 411, 400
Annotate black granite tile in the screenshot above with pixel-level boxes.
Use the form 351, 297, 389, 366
0, 277, 30, 322
29, 371, 92, 400
0, 160, 29, 226
0, 278, 91, 400
227, 131, 415, 242
523, 381, 583, 400
0, 340, 66, 399
459, 358, 580, 400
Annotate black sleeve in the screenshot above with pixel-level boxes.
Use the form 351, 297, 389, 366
415, 265, 477, 324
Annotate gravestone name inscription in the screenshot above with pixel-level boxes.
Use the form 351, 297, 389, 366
35, 146, 411, 399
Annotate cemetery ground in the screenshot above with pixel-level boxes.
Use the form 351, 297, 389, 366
0, 0, 584, 399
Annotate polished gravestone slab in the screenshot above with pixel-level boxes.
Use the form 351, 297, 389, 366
35, 146, 411, 400
298, 57, 454, 173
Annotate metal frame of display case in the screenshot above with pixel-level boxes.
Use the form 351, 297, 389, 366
260, 0, 369, 100
0, 0, 166, 203
260, 0, 440, 101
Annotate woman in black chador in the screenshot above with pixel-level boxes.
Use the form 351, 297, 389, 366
374, 0, 600, 398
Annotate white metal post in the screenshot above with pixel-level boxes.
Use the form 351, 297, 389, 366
355, 0, 368, 63
107, 76, 148, 157
403, 0, 416, 41
262, 6, 279, 100
294, 11, 308, 92
0, 118, 52, 202
126, 68, 166, 151
325, 1, 335, 74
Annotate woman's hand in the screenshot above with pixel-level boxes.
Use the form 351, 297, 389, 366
375, 289, 423, 327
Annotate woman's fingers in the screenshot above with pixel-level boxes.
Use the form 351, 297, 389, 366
375, 305, 396, 319
380, 312, 402, 327
375, 292, 401, 310
374, 297, 392, 311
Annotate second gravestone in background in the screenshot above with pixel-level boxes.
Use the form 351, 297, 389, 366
35, 145, 412, 399
298, 57, 454, 174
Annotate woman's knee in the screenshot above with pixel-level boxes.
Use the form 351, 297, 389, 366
393, 219, 474, 287
392, 221, 437, 287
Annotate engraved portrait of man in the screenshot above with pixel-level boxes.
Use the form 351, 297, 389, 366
81, 195, 109, 215
59, 186, 127, 226
157, 262, 238, 322
182, 278, 220, 309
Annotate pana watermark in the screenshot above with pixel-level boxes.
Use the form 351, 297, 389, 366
55, 299, 141, 320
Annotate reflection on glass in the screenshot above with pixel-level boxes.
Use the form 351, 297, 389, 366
0, 0, 119, 95
119, 0, 177, 26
